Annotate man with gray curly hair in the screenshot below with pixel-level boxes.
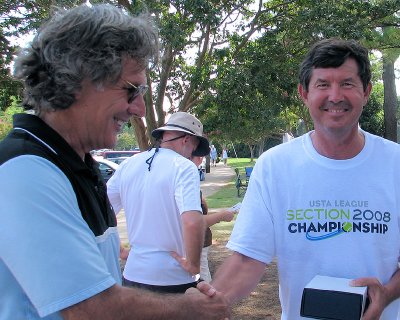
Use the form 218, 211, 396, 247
0, 4, 228, 320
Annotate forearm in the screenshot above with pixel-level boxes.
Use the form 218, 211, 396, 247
118, 286, 201, 319
182, 211, 205, 272
204, 211, 227, 227
62, 285, 172, 319
212, 252, 266, 305
62, 284, 223, 320
384, 268, 400, 305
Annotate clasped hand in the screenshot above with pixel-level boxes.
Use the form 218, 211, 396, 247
186, 281, 231, 320
351, 277, 389, 320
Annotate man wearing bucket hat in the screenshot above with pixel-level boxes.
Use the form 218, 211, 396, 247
107, 112, 210, 293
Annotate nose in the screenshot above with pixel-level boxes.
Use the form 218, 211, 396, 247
128, 95, 146, 118
328, 84, 344, 104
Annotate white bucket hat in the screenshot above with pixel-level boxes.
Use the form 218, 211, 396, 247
152, 112, 210, 156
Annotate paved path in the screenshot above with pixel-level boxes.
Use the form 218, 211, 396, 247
200, 162, 236, 197
117, 162, 235, 245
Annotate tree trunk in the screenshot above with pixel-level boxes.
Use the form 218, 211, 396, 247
130, 117, 149, 151
382, 55, 398, 142
248, 144, 255, 161
257, 138, 265, 157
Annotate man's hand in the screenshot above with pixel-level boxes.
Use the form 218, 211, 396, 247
351, 277, 388, 320
185, 282, 230, 320
221, 210, 235, 222
195, 280, 217, 297
170, 251, 200, 275
119, 246, 130, 260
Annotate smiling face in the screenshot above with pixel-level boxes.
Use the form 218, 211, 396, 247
74, 59, 147, 152
298, 58, 371, 139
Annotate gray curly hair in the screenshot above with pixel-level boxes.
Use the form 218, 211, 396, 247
13, 4, 159, 112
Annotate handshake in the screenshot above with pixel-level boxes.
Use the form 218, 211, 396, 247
185, 281, 231, 320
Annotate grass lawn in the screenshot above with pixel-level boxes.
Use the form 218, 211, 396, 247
207, 158, 256, 241
206, 157, 256, 209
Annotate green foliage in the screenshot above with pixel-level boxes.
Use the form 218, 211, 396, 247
198, 44, 287, 143
360, 82, 385, 136
0, 79, 23, 112
0, 120, 12, 140
115, 125, 138, 150
196, 27, 301, 147
1, 0, 398, 146
0, 95, 23, 140
3, 96, 23, 116
197, 0, 398, 146
270, 0, 399, 45
0, 0, 83, 112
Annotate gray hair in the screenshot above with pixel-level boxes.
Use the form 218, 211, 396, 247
13, 4, 159, 112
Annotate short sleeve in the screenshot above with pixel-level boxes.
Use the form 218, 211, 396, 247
0, 155, 115, 317
107, 159, 127, 214
175, 159, 202, 214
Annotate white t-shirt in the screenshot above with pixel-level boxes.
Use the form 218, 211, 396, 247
107, 148, 202, 285
228, 130, 400, 320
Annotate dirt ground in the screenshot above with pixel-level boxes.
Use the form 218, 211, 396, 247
120, 236, 282, 319
208, 238, 282, 320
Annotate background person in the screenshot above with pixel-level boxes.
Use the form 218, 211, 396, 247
210, 145, 218, 167
212, 38, 400, 320
107, 112, 210, 294
0, 4, 228, 319
222, 147, 228, 166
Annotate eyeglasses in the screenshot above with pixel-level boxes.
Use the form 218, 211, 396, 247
122, 80, 148, 104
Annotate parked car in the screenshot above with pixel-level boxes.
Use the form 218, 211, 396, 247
103, 150, 140, 160
91, 148, 111, 156
108, 156, 130, 165
94, 157, 119, 182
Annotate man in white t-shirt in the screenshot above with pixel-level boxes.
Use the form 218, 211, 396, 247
108, 112, 210, 293
212, 38, 400, 320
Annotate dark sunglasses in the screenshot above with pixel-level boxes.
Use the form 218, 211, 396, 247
122, 80, 148, 104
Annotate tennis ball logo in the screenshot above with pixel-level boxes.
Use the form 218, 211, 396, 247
342, 222, 352, 232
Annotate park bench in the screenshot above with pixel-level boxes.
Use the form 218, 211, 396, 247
235, 167, 253, 197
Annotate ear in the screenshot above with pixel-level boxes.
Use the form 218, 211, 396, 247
180, 134, 191, 148
298, 83, 308, 104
